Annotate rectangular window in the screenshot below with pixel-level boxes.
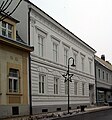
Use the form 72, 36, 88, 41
53, 43, 58, 62
54, 77, 58, 94
89, 61, 92, 75
74, 82, 77, 95
38, 35, 44, 57
106, 73, 108, 82
82, 83, 85, 95
1, 21, 13, 38
81, 57, 84, 71
103, 71, 105, 80
9, 68, 19, 93
39, 74, 45, 94
98, 69, 101, 79
64, 48, 68, 66
73, 54, 77, 68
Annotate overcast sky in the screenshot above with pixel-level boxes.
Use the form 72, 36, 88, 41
30, 0, 112, 63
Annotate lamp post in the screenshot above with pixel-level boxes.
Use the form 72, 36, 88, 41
62, 57, 75, 114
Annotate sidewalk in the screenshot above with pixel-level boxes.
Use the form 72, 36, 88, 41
3, 105, 112, 120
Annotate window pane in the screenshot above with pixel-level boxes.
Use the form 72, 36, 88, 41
9, 68, 18, 77
103, 71, 105, 79
2, 28, 6, 36
9, 79, 12, 92
42, 82, 44, 93
39, 81, 41, 93
54, 78, 58, 94
89, 61, 92, 74
2, 21, 6, 28
53, 43, 58, 62
14, 79, 18, 92
8, 24, 12, 30
39, 75, 45, 94
39, 75, 41, 93
8, 31, 12, 38
98, 69, 100, 78
9, 68, 19, 93
64, 49, 68, 65
81, 57, 84, 71
38, 35, 44, 57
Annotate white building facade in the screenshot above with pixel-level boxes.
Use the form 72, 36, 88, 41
12, 0, 96, 114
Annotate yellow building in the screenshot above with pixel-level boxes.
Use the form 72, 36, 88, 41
0, 16, 33, 118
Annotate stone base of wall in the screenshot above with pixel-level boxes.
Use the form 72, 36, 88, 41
0, 105, 29, 118
32, 103, 90, 114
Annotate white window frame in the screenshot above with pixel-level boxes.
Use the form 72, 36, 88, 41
106, 73, 108, 82
98, 68, 101, 79
53, 42, 58, 62
36, 29, 47, 58
0, 21, 13, 38
81, 56, 85, 72
51, 36, 60, 62
38, 34, 44, 57
54, 77, 58, 94
8, 68, 19, 93
39, 74, 46, 94
72, 49, 78, 69
103, 71, 105, 80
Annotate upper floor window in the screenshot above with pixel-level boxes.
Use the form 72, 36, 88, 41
36, 28, 47, 57
38, 35, 44, 57
89, 61, 92, 75
53, 42, 58, 62
39, 74, 45, 94
73, 53, 77, 69
73, 49, 78, 68
1, 21, 13, 38
98, 69, 101, 79
106, 73, 108, 82
64, 48, 68, 66
81, 57, 85, 72
9, 68, 19, 93
103, 71, 105, 80
54, 77, 58, 94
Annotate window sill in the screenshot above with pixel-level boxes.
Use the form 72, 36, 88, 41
6, 92, 23, 96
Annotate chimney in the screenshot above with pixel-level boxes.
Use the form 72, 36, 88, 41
101, 54, 105, 61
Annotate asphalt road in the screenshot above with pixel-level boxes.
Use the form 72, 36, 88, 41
53, 108, 112, 120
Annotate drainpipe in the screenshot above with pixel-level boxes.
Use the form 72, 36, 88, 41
28, 7, 32, 115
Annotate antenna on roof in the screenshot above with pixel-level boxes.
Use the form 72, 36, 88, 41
0, 0, 22, 21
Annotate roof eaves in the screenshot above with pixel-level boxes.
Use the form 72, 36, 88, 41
25, 0, 96, 53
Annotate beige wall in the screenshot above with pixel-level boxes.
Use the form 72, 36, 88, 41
0, 43, 28, 105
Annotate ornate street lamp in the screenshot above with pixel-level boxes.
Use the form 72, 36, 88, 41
0, 0, 22, 21
62, 57, 76, 114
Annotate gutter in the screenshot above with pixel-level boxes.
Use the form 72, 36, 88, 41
28, 7, 32, 115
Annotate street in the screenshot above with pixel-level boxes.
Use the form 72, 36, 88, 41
52, 108, 112, 120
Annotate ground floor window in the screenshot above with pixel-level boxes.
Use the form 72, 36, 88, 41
39, 74, 46, 94
9, 68, 19, 93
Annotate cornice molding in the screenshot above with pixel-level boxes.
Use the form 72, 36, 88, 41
30, 12, 95, 55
